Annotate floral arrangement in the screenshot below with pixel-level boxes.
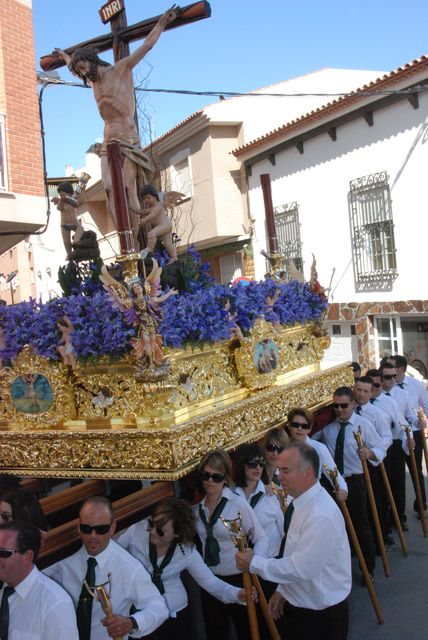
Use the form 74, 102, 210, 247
0, 249, 328, 363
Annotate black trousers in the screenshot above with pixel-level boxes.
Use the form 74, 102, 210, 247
368, 464, 389, 540
201, 573, 274, 640
145, 606, 190, 640
385, 440, 406, 522
406, 430, 427, 511
345, 474, 376, 574
278, 598, 349, 640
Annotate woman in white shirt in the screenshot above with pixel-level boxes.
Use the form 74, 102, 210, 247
116, 497, 246, 640
194, 449, 268, 640
286, 407, 348, 499
260, 427, 290, 488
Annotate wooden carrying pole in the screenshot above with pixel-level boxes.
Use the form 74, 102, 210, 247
378, 461, 408, 557
417, 409, 428, 474
221, 515, 280, 640
403, 425, 428, 537
325, 466, 384, 624
354, 430, 391, 577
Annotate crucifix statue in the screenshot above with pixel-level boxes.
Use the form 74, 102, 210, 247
40, 2, 211, 256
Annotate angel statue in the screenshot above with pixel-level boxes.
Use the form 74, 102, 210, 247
100, 259, 177, 381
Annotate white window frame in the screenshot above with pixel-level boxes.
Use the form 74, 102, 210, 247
373, 315, 403, 365
169, 148, 193, 199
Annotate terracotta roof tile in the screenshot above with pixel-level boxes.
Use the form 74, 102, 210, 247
143, 110, 204, 150
233, 55, 428, 158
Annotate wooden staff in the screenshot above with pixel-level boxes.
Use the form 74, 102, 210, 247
221, 514, 281, 640
270, 482, 287, 513
85, 578, 122, 640
324, 466, 384, 625
403, 424, 428, 537
354, 429, 391, 577
378, 461, 408, 557
417, 409, 428, 474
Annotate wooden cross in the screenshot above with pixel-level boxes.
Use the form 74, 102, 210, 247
40, 1, 211, 70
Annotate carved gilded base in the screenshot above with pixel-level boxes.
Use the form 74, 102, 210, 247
0, 363, 352, 479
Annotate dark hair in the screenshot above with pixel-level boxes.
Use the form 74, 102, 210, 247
151, 498, 196, 544
0, 474, 21, 494
141, 184, 160, 201
0, 489, 48, 531
379, 362, 396, 375
197, 449, 233, 488
57, 181, 74, 195
333, 386, 355, 401
392, 355, 407, 371
235, 443, 264, 488
70, 47, 111, 85
366, 368, 381, 378
379, 356, 395, 368
287, 407, 314, 429
0, 519, 41, 561
79, 496, 115, 519
356, 375, 373, 386
289, 442, 320, 477
351, 362, 361, 373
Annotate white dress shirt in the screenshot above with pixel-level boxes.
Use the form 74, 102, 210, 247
194, 486, 268, 576
116, 519, 242, 616
44, 539, 168, 639
389, 385, 414, 427
2, 566, 78, 640
392, 375, 428, 430
251, 482, 351, 610
320, 412, 385, 475
373, 393, 409, 453
306, 437, 348, 492
235, 480, 284, 557
356, 401, 393, 453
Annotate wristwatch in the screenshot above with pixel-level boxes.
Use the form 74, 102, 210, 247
128, 616, 139, 635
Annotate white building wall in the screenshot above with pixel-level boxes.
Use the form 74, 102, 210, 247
248, 91, 428, 304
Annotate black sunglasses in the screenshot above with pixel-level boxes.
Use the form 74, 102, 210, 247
265, 444, 284, 453
289, 421, 310, 430
200, 471, 225, 483
147, 517, 168, 537
333, 403, 351, 409
245, 459, 266, 469
382, 374, 397, 380
0, 548, 21, 559
373, 383, 382, 388
79, 523, 112, 535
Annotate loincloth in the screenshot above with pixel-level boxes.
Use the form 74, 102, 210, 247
101, 138, 153, 186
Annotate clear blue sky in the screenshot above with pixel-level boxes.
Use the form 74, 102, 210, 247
33, 0, 428, 176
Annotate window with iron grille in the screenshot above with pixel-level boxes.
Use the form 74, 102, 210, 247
349, 171, 397, 292
273, 201, 303, 272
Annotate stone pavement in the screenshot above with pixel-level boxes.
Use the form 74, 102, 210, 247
348, 468, 428, 640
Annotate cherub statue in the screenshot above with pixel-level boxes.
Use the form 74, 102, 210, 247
51, 181, 85, 260
100, 259, 177, 379
264, 288, 282, 333
310, 253, 328, 300
57, 316, 77, 369
138, 185, 177, 263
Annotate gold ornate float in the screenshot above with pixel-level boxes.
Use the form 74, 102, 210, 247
0, 319, 351, 479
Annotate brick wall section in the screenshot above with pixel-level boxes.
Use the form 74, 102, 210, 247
0, 0, 44, 196
327, 300, 428, 367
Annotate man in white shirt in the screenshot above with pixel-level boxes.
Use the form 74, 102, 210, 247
235, 442, 351, 640
391, 355, 428, 517
370, 366, 411, 531
0, 519, 78, 640
319, 386, 384, 580
45, 496, 168, 639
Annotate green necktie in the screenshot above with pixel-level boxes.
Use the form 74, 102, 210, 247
397, 383, 405, 389
76, 557, 97, 640
334, 422, 349, 475
199, 497, 228, 566
276, 502, 295, 558
0, 586, 15, 640
250, 491, 264, 509
149, 540, 178, 594
356, 405, 362, 415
